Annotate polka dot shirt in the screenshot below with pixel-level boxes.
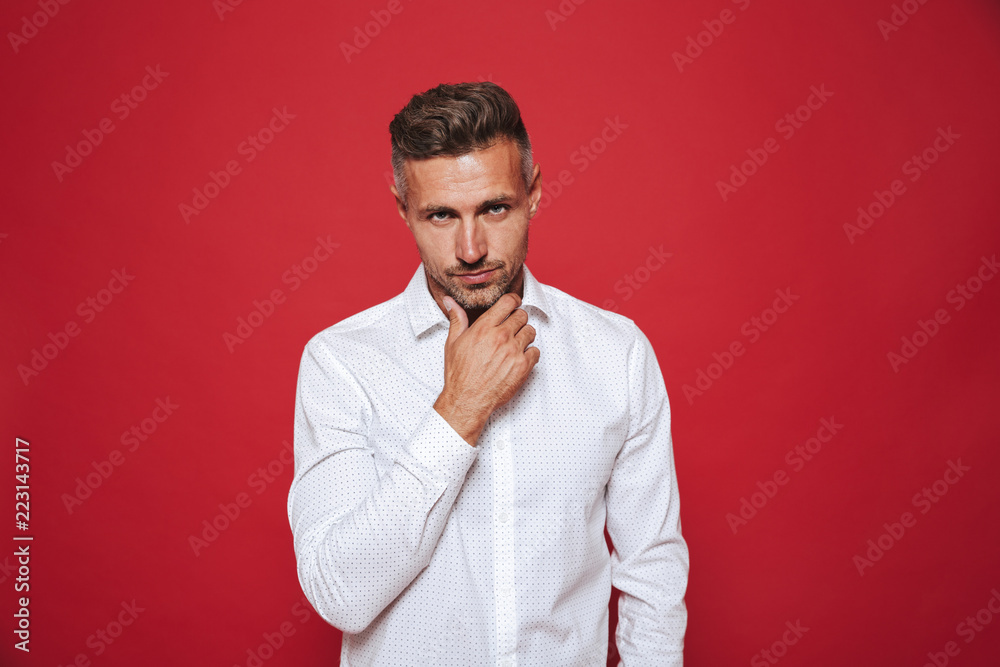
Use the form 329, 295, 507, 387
287, 262, 688, 666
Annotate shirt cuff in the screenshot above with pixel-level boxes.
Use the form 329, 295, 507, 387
396, 405, 479, 487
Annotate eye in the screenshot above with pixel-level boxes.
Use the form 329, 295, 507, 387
487, 204, 509, 215
428, 211, 450, 221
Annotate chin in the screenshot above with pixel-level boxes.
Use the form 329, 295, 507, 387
453, 292, 498, 311
451, 280, 506, 311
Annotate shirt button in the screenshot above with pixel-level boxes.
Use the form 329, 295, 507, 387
498, 511, 510, 524
500, 659, 512, 667
497, 440, 508, 450
501, 584, 513, 598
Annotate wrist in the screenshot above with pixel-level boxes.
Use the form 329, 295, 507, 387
433, 391, 488, 447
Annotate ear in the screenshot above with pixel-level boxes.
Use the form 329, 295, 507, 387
527, 163, 542, 219
390, 184, 410, 229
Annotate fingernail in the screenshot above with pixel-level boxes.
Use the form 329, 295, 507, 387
444, 298, 451, 312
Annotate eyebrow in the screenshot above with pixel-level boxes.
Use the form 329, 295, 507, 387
420, 193, 517, 215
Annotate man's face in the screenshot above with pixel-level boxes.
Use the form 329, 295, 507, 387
392, 139, 542, 317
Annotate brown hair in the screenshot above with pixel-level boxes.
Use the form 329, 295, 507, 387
389, 82, 533, 208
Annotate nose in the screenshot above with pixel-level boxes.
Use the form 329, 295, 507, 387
455, 217, 487, 265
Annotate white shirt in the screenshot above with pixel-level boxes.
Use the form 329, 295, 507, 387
287, 262, 688, 666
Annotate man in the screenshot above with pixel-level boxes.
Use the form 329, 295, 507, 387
287, 82, 688, 666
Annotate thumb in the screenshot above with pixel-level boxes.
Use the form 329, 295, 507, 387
442, 295, 468, 340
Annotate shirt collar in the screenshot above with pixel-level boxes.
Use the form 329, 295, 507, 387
406, 262, 551, 338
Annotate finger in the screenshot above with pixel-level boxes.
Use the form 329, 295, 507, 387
499, 306, 529, 333
481, 292, 522, 327
443, 296, 468, 341
514, 323, 536, 349
525, 345, 541, 367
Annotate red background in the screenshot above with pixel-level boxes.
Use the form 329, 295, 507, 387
3, 0, 1000, 665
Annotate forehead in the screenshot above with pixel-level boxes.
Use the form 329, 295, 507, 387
405, 140, 522, 208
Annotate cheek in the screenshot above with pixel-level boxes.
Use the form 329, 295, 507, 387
494, 220, 529, 251
414, 225, 448, 248
414, 227, 461, 266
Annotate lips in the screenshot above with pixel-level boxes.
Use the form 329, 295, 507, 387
454, 268, 496, 285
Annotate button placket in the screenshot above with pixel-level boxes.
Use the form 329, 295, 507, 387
493, 402, 517, 661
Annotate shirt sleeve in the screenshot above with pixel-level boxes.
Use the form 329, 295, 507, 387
286, 335, 478, 634
607, 325, 689, 666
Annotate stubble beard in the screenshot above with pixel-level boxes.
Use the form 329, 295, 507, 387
423, 232, 529, 313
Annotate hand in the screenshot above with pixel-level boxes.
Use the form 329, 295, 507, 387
433, 293, 540, 446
